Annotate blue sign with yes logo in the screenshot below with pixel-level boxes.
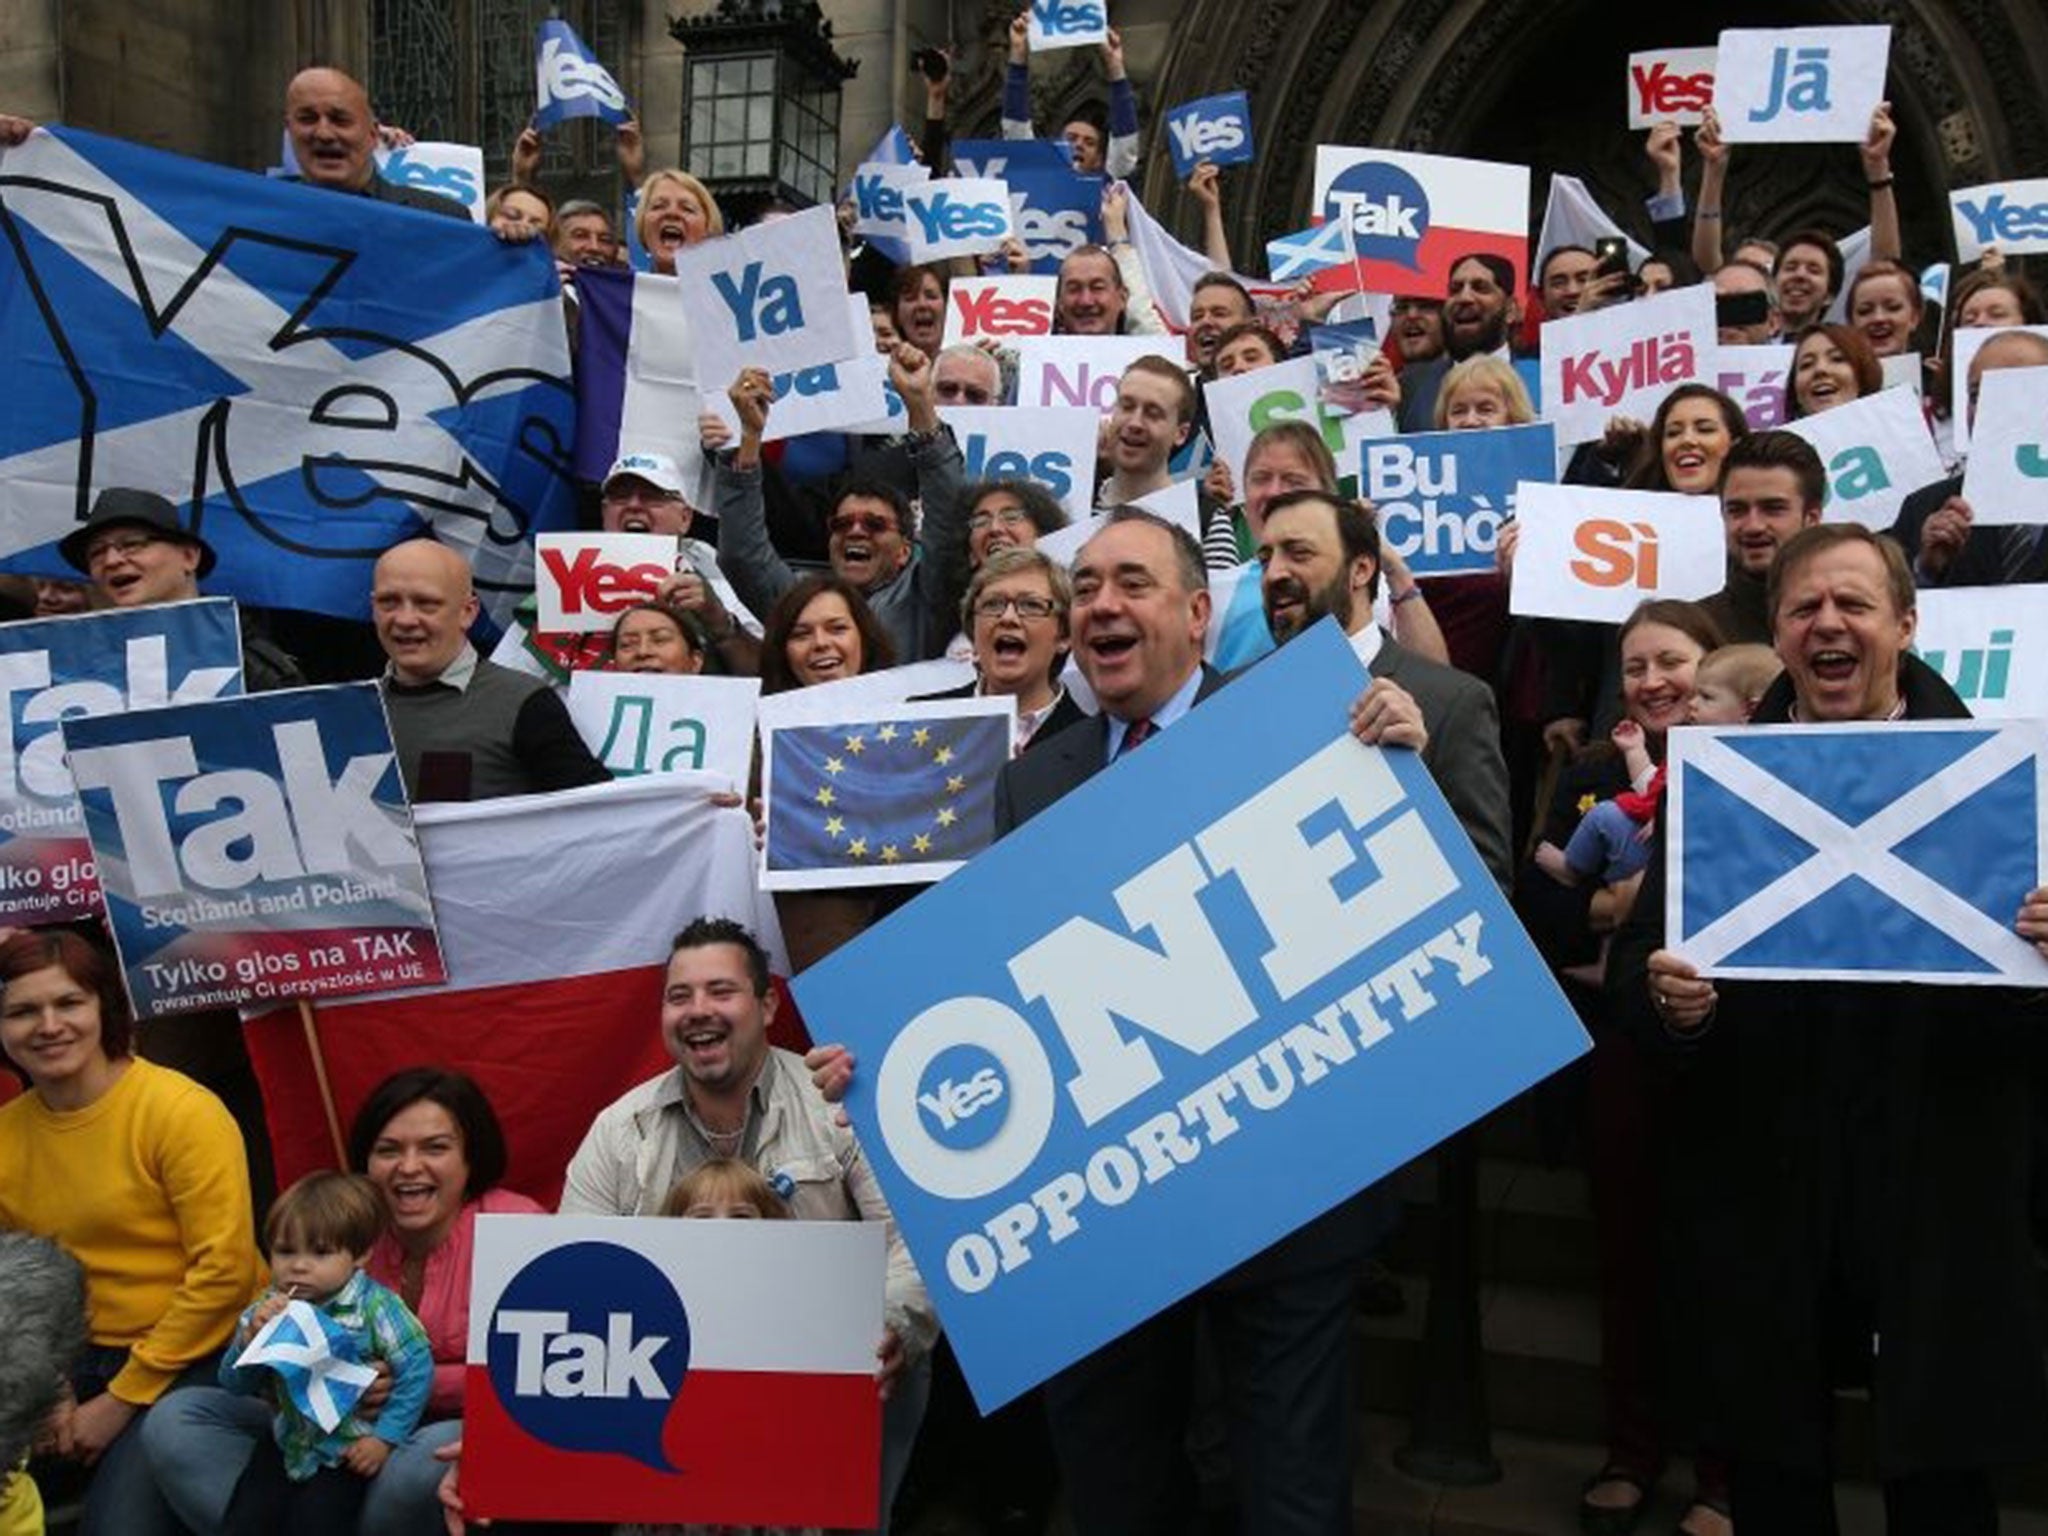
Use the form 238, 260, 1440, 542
532, 19, 632, 128
794, 622, 1589, 1410
1164, 92, 1255, 179
954, 140, 1104, 274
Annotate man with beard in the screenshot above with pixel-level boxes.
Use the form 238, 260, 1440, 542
1391, 296, 1447, 366
1258, 489, 1511, 883
1396, 255, 1523, 431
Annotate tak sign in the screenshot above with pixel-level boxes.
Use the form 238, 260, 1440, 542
1165, 93, 1255, 180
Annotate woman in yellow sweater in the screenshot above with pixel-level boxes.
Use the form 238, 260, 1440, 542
0, 929, 262, 1535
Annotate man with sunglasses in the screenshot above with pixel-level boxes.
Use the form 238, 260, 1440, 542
714, 343, 971, 662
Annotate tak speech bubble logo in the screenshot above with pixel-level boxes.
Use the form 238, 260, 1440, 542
487, 1241, 691, 1471
1322, 161, 1431, 271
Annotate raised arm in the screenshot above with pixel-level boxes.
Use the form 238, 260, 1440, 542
1862, 102, 1900, 263
1001, 13, 1034, 142
712, 370, 800, 619
1690, 106, 1728, 276
1187, 161, 1233, 272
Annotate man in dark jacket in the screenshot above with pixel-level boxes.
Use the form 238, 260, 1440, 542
1613, 523, 2048, 1531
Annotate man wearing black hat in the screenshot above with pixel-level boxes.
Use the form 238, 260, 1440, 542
60, 488, 305, 693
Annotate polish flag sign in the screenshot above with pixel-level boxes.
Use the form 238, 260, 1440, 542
1311, 146, 1529, 299
464, 1214, 885, 1525
244, 776, 794, 1206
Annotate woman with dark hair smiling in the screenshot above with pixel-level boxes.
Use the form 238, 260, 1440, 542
147, 1068, 542, 1536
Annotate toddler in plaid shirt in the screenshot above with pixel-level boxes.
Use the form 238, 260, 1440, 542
219, 1171, 434, 1536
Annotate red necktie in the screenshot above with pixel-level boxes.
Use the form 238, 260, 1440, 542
1119, 717, 1155, 756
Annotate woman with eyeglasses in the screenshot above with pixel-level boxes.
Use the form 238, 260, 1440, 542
919, 547, 1086, 756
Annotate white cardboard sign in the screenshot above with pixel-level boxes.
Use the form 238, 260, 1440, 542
1508, 483, 1725, 622
1714, 26, 1891, 145
1960, 366, 2048, 525
1783, 386, 1947, 527
675, 205, 859, 392
1540, 283, 1718, 446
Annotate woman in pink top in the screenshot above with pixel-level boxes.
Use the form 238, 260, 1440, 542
145, 1068, 541, 1535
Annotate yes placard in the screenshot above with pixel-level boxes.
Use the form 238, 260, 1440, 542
1715, 26, 1891, 144
944, 275, 1057, 347
903, 178, 1016, 263
675, 205, 859, 392
535, 533, 683, 632
1783, 386, 1946, 527
1950, 179, 2048, 263
1508, 482, 1725, 622
1165, 92, 1255, 179
1540, 284, 1716, 446
1627, 47, 1717, 128
849, 161, 930, 241
1025, 0, 1107, 51
942, 405, 1100, 520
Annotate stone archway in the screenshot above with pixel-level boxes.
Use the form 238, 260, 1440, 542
1141, 0, 2048, 277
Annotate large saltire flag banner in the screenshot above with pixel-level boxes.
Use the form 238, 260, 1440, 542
795, 622, 1590, 1409
1667, 720, 2048, 986
243, 776, 796, 1206
465, 1215, 883, 1525
0, 127, 577, 625
0, 598, 243, 926
61, 683, 445, 1018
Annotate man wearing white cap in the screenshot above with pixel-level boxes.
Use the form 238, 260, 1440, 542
600, 450, 761, 674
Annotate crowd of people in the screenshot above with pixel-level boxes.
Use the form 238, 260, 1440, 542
2, 15, 2048, 1536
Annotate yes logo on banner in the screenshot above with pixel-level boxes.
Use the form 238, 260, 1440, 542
1950, 179, 2048, 263
1915, 585, 2048, 719
1960, 365, 2048, 524
465, 1217, 884, 1526
1667, 720, 2048, 986
1714, 26, 1891, 144
1311, 147, 1529, 299
566, 673, 761, 792
1509, 483, 1725, 622
532, 19, 631, 128
62, 683, 445, 1017
1714, 344, 1794, 429
378, 143, 486, 222
953, 140, 1104, 274
1541, 284, 1717, 446
535, 533, 682, 631
849, 161, 930, 241
1628, 47, 1717, 128
675, 206, 859, 392
942, 406, 1100, 519
904, 178, 1016, 263
1165, 92, 1255, 180
0, 600, 243, 925
0, 129, 575, 627
1782, 386, 1946, 527
1025, 0, 1107, 50
944, 276, 1057, 347
792, 624, 1588, 1409
1358, 424, 1557, 578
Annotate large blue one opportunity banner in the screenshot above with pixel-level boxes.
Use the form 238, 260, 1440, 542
0, 127, 576, 624
794, 623, 1590, 1410
62, 682, 446, 1017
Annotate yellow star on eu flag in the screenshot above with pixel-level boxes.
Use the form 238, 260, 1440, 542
933, 745, 955, 765
825, 756, 846, 776
824, 815, 845, 838
912, 728, 931, 747
946, 774, 966, 795
844, 734, 866, 754
881, 844, 901, 863
814, 785, 835, 806
936, 807, 957, 827
878, 723, 899, 743
847, 837, 868, 858
912, 833, 932, 854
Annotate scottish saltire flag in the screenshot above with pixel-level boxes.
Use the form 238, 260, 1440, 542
1266, 219, 1354, 283
532, 19, 632, 128
571, 266, 705, 496
1668, 720, 2048, 986
240, 1301, 379, 1434
0, 127, 577, 626
760, 699, 1013, 891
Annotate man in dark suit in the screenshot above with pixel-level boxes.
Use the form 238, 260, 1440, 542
1889, 330, 2048, 586
989, 507, 1431, 1536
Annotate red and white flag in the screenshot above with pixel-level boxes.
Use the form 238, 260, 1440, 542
245, 776, 793, 1205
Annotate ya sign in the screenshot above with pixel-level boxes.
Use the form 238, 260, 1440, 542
62, 683, 444, 1017
1714, 26, 1891, 144
674, 205, 859, 391
793, 623, 1587, 1410
1782, 385, 1946, 527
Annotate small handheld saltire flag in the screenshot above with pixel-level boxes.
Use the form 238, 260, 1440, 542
239, 1301, 379, 1433
1265, 219, 1355, 283
761, 701, 1013, 891
0, 127, 576, 628
533, 19, 632, 128
1667, 720, 2048, 986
